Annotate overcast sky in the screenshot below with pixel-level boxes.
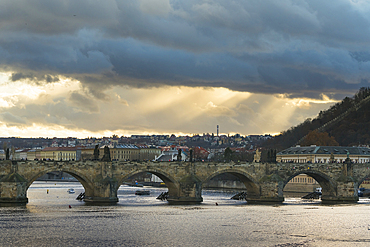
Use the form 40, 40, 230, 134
0, 0, 369, 138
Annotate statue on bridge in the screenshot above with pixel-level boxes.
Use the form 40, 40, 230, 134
254, 149, 261, 162
101, 146, 111, 162
267, 149, 277, 163
93, 145, 100, 160
177, 149, 182, 161
5, 148, 9, 160
330, 152, 335, 163
345, 151, 351, 164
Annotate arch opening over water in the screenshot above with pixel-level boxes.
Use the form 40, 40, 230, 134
118, 169, 179, 199
203, 170, 259, 198
283, 171, 336, 200
26, 170, 92, 203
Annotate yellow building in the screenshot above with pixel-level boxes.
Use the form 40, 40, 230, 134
78, 145, 161, 161
26, 149, 41, 160
360, 178, 370, 189
136, 145, 162, 161
39, 147, 78, 161
79, 147, 95, 160
14, 149, 29, 160
277, 146, 370, 163
288, 174, 318, 184
109, 145, 140, 161
284, 174, 319, 193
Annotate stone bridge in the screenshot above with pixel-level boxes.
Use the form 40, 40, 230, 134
0, 160, 368, 205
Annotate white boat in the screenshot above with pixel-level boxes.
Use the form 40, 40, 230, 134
67, 188, 75, 194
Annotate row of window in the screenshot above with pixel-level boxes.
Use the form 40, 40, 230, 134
111, 150, 160, 154
289, 177, 318, 184
282, 158, 370, 163
112, 155, 132, 160
112, 150, 133, 154
57, 153, 75, 159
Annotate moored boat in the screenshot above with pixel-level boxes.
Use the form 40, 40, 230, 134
135, 190, 150, 195
358, 188, 370, 197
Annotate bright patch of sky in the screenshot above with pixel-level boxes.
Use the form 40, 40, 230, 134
0, 79, 338, 137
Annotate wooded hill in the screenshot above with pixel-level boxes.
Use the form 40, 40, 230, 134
263, 87, 370, 150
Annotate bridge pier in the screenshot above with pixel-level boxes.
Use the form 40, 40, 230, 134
246, 196, 284, 204
83, 196, 118, 204
321, 181, 358, 204
321, 195, 358, 204
167, 175, 203, 204
0, 170, 28, 205
0, 181, 28, 206
246, 177, 284, 204
83, 178, 119, 205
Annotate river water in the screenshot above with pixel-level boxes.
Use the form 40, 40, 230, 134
1, 181, 370, 247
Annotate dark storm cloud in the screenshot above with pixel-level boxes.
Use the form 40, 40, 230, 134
68, 91, 100, 113
0, 97, 103, 131
0, 112, 27, 125
1, 0, 370, 99
10, 72, 59, 83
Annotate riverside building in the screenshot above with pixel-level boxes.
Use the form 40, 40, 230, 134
277, 146, 370, 163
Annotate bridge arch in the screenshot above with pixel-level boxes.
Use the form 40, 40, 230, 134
118, 169, 179, 198
283, 170, 336, 197
27, 167, 94, 196
203, 169, 260, 198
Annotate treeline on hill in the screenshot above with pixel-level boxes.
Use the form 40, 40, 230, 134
263, 87, 370, 150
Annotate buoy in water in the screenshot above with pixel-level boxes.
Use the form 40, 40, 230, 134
69, 205, 72, 208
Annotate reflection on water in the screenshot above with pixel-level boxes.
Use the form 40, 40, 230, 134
1, 182, 370, 246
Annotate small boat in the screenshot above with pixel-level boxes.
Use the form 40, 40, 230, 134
135, 190, 150, 195
358, 188, 370, 197
231, 192, 247, 200
67, 188, 75, 194
302, 188, 322, 200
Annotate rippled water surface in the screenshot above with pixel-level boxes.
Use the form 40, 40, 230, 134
1, 182, 370, 247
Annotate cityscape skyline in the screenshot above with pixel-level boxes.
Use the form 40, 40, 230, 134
1, 1, 369, 138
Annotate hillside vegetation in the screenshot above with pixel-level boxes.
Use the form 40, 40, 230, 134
263, 87, 370, 150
